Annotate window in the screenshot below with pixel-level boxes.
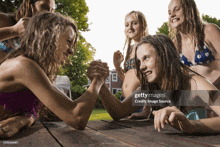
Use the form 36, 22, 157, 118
112, 88, 122, 94
112, 73, 117, 82
112, 89, 118, 94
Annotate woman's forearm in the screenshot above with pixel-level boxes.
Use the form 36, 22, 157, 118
0, 27, 17, 42
99, 83, 137, 120
69, 78, 103, 129
99, 84, 125, 120
115, 67, 125, 81
0, 50, 7, 63
191, 117, 220, 134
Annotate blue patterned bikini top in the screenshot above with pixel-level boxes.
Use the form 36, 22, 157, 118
125, 57, 135, 71
0, 38, 20, 53
180, 44, 215, 66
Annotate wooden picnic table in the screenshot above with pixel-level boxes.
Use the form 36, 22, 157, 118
0, 119, 220, 147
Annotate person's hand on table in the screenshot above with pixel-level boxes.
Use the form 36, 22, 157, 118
127, 106, 152, 119
153, 106, 194, 133
0, 115, 34, 138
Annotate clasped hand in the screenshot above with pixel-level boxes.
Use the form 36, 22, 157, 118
87, 60, 109, 83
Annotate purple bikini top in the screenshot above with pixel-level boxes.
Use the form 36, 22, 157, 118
0, 90, 41, 118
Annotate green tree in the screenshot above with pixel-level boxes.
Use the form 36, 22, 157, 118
113, 91, 122, 100
156, 22, 169, 36
55, 0, 95, 90
55, 0, 89, 31
202, 14, 220, 27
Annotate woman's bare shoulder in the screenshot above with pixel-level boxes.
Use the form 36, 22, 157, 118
189, 74, 218, 90
204, 23, 220, 43
0, 56, 39, 90
1, 56, 39, 76
204, 23, 220, 55
204, 23, 219, 32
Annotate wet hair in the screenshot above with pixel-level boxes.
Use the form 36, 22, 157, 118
169, 0, 205, 52
123, 11, 148, 72
6, 12, 78, 82
5, 12, 78, 118
135, 34, 191, 92
13, 0, 38, 21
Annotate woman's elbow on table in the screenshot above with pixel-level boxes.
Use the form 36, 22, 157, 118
66, 116, 87, 130
60, 108, 88, 130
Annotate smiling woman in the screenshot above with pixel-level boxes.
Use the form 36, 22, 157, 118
168, 0, 220, 118
113, 11, 150, 119
135, 34, 220, 134
0, 12, 108, 138
56, 26, 75, 64
168, 0, 220, 89
86, 34, 220, 134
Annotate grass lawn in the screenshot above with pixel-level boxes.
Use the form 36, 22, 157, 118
89, 109, 112, 121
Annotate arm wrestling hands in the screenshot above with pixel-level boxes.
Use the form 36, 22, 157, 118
87, 60, 109, 82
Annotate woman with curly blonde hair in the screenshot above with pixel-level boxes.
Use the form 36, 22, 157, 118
0, 12, 107, 138
0, 0, 55, 137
